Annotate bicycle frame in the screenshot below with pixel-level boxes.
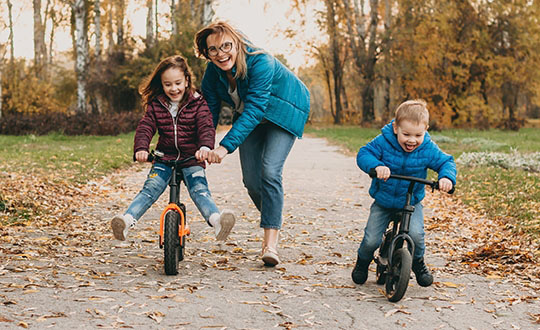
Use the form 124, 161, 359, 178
146, 152, 195, 248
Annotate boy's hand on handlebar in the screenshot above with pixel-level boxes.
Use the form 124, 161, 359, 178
207, 146, 228, 164
438, 178, 453, 192
375, 166, 391, 181
135, 150, 149, 162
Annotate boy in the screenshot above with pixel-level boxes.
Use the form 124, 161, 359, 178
352, 99, 456, 287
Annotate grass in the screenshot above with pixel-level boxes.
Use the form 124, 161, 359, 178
305, 124, 540, 239
0, 132, 137, 184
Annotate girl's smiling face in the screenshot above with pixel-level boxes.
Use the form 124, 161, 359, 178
393, 120, 427, 152
206, 32, 237, 72
161, 67, 187, 102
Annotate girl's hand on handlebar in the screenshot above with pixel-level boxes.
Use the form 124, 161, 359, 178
207, 146, 228, 164
195, 147, 210, 162
438, 178, 453, 192
135, 150, 149, 162
375, 166, 391, 181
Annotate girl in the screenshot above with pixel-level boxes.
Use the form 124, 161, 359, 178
194, 22, 310, 266
111, 55, 235, 242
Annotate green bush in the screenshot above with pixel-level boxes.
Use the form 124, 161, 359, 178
0, 111, 142, 136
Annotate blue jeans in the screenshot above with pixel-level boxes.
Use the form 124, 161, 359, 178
125, 162, 219, 225
357, 202, 425, 261
238, 123, 296, 229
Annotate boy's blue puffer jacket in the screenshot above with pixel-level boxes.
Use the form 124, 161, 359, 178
356, 121, 457, 209
201, 48, 310, 153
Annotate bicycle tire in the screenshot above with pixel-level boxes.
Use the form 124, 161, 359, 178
163, 211, 180, 275
385, 247, 412, 302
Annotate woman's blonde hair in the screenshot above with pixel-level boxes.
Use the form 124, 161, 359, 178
194, 21, 263, 80
395, 99, 430, 126
138, 55, 194, 107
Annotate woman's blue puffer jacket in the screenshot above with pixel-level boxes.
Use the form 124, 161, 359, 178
356, 121, 457, 209
201, 47, 310, 153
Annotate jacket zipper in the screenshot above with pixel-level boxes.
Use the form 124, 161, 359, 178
173, 102, 190, 161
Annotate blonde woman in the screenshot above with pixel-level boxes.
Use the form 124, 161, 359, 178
194, 21, 310, 266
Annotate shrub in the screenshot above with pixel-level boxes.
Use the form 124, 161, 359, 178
0, 111, 143, 136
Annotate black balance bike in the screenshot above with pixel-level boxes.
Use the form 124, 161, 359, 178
144, 151, 196, 275
369, 169, 454, 302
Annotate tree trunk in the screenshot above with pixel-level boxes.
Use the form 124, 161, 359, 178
7, 0, 15, 62
360, 0, 379, 123
33, 0, 48, 77
154, 0, 158, 39
325, 0, 343, 124
382, 0, 392, 119
73, 0, 89, 114
146, 0, 155, 48
116, 0, 125, 47
107, 0, 114, 55
200, 0, 214, 26
94, 0, 102, 58
171, 0, 177, 35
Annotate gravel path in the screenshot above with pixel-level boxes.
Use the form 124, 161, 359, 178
0, 134, 538, 329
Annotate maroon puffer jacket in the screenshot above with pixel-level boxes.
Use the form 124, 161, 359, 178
134, 91, 215, 169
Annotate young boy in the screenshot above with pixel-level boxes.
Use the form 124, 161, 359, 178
352, 99, 456, 287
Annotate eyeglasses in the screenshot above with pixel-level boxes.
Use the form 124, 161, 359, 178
207, 42, 233, 57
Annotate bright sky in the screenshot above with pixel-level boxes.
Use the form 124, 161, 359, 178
1, 0, 322, 70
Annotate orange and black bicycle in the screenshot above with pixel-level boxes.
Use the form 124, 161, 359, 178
146, 151, 195, 275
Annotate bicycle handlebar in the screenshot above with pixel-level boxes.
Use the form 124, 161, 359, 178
368, 168, 454, 194
134, 150, 196, 165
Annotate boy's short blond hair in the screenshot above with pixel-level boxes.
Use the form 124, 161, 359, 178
395, 99, 429, 127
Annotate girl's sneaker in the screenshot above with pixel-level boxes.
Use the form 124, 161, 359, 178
262, 246, 280, 266
213, 210, 236, 241
111, 215, 133, 241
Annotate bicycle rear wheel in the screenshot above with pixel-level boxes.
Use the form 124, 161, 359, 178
385, 247, 412, 302
164, 211, 180, 275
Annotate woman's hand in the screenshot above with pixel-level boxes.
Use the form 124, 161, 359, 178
375, 166, 391, 181
438, 178, 453, 193
135, 150, 149, 162
207, 146, 228, 164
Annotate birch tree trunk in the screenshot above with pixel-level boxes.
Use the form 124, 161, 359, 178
171, 0, 177, 35
7, 0, 15, 62
94, 0, 102, 58
116, 0, 126, 47
73, 0, 89, 114
107, 0, 114, 55
200, 0, 214, 26
146, 0, 155, 48
33, 0, 48, 76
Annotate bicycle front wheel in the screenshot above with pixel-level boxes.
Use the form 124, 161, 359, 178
163, 211, 180, 275
385, 247, 412, 302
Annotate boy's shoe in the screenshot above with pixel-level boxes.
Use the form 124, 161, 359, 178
111, 215, 133, 241
351, 257, 371, 284
262, 246, 280, 267
412, 257, 434, 287
215, 210, 235, 241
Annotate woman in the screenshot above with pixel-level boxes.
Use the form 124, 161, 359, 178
194, 21, 310, 266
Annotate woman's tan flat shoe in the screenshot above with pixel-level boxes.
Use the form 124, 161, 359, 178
262, 246, 280, 267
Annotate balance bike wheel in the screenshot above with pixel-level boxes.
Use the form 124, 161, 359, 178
385, 247, 412, 302
163, 211, 180, 275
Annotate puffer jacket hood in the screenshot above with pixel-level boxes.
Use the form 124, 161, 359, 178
356, 120, 457, 209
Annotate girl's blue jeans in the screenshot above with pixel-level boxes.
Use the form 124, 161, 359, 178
357, 201, 425, 262
125, 162, 219, 225
238, 123, 296, 229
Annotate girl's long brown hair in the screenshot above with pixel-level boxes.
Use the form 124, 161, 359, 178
138, 55, 194, 107
194, 21, 263, 80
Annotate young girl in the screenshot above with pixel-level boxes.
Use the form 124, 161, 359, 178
110, 55, 235, 242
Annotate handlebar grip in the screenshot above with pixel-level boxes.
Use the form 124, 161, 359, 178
368, 168, 377, 178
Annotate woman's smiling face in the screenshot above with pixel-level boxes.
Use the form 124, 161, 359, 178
206, 32, 237, 72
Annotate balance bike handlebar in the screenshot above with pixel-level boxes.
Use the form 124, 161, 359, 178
368, 168, 455, 194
